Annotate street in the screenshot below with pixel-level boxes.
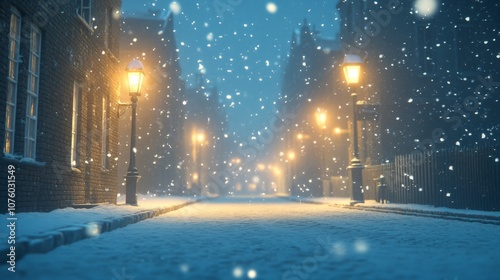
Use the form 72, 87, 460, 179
3, 197, 500, 280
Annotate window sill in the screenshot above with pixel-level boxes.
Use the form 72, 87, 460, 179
3, 154, 45, 166
76, 14, 94, 33
17, 157, 46, 167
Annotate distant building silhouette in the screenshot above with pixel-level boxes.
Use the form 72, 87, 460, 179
183, 73, 228, 195
277, 19, 381, 197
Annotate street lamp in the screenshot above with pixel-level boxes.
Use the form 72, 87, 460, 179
315, 108, 328, 191
342, 54, 364, 204
194, 130, 205, 192
125, 59, 145, 205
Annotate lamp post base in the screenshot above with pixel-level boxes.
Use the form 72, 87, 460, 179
348, 158, 364, 204
125, 172, 141, 206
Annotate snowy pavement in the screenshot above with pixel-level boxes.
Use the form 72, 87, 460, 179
1, 195, 196, 241
2, 196, 500, 279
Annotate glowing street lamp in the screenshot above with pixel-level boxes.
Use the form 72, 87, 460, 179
194, 130, 206, 191
315, 108, 327, 130
315, 108, 328, 183
342, 54, 364, 204
125, 59, 145, 205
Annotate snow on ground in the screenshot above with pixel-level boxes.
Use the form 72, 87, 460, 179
303, 197, 500, 218
0, 195, 194, 241
2, 196, 499, 279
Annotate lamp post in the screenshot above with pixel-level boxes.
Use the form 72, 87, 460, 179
316, 108, 329, 196
125, 59, 145, 205
342, 54, 364, 204
287, 150, 296, 195
196, 131, 205, 191
315, 108, 327, 181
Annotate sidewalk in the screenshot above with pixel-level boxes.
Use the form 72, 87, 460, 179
288, 196, 500, 223
1, 195, 202, 263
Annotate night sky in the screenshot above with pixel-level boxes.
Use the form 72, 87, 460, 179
121, 0, 340, 140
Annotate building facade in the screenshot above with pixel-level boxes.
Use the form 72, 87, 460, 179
0, 0, 122, 212
183, 74, 228, 195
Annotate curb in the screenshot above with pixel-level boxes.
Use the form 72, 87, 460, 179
1, 199, 203, 264
283, 196, 500, 225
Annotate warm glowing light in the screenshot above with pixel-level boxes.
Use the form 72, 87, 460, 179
342, 54, 363, 85
197, 133, 205, 143
257, 163, 265, 171
296, 133, 310, 140
273, 167, 281, 176
192, 173, 199, 181
287, 151, 296, 161
315, 108, 327, 129
126, 59, 145, 95
334, 127, 342, 134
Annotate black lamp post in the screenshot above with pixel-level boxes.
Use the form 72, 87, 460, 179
287, 150, 296, 196
125, 59, 145, 205
342, 54, 364, 205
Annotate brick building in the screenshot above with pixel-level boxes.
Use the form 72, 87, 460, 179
0, 0, 122, 212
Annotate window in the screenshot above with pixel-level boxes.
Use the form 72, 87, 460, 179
101, 96, 109, 169
4, 9, 21, 155
416, 23, 436, 75
77, 0, 92, 26
24, 25, 42, 159
71, 83, 82, 167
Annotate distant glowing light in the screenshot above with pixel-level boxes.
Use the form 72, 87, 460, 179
414, 0, 439, 18
266, 2, 278, 14
169, 1, 181, 15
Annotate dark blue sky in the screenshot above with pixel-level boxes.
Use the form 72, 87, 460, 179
122, 0, 340, 140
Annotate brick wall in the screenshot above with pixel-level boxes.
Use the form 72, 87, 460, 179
0, 0, 122, 212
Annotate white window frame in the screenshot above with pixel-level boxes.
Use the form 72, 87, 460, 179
71, 83, 82, 168
4, 8, 21, 155
24, 24, 42, 159
101, 96, 109, 169
77, 0, 92, 28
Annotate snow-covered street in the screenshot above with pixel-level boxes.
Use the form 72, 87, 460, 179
2, 197, 499, 279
